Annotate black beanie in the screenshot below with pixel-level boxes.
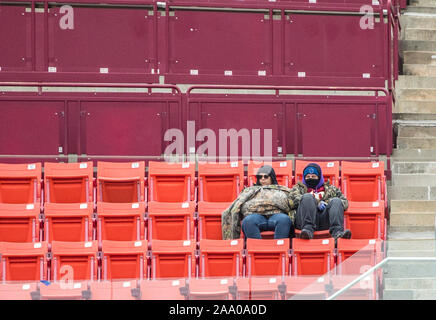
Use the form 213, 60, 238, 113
255, 165, 278, 185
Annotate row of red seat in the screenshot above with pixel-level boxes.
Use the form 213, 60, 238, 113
0, 274, 380, 300
0, 238, 383, 283
0, 160, 386, 204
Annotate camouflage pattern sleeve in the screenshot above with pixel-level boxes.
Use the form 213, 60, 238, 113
325, 184, 349, 211
287, 182, 306, 210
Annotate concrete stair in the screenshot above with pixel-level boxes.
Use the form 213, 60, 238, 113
386, 2, 436, 299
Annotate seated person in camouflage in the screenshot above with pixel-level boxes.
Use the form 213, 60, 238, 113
221, 165, 294, 240
291, 163, 351, 241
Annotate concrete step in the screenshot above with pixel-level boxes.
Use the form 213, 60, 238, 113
387, 185, 436, 200
397, 88, 436, 100
392, 148, 436, 160
383, 260, 436, 278
397, 137, 436, 149
387, 249, 436, 256
392, 161, 436, 174
392, 174, 436, 186
396, 75, 436, 88
383, 289, 436, 299
387, 239, 436, 250
393, 113, 436, 121
394, 101, 436, 113
389, 212, 435, 227
384, 277, 436, 290
405, 28, 436, 41
390, 200, 436, 212
397, 126, 436, 138
400, 14, 436, 29
403, 63, 436, 76
410, 0, 436, 6
406, 6, 436, 14
403, 51, 436, 64
401, 40, 436, 52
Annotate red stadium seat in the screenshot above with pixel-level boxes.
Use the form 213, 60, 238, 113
43, 202, 94, 242
0, 203, 41, 242
186, 278, 233, 300
148, 161, 196, 202
101, 240, 148, 281
291, 238, 335, 276
139, 279, 186, 300
150, 240, 196, 279
344, 201, 386, 240
330, 275, 377, 300
294, 229, 331, 239
284, 276, 328, 300
97, 202, 146, 242
0, 282, 39, 300
295, 160, 340, 188
0, 241, 48, 281
341, 161, 386, 202
236, 276, 283, 300
50, 241, 99, 281
246, 238, 290, 277
111, 280, 141, 300
38, 281, 89, 300
198, 239, 244, 277
97, 161, 145, 203
197, 201, 232, 240
44, 162, 93, 204
147, 201, 196, 241
247, 160, 293, 187
198, 161, 244, 202
87, 281, 112, 300
336, 238, 383, 275
0, 163, 42, 204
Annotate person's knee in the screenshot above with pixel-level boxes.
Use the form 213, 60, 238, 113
242, 214, 260, 228
329, 197, 343, 209
301, 193, 315, 204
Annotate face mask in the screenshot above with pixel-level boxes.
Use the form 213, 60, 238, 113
305, 178, 320, 189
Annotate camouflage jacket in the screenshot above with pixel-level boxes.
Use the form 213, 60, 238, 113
221, 185, 296, 240
288, 181, 349, 213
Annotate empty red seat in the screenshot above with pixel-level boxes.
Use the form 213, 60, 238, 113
87, 281, 112, 300
330, 275, 377, 300
111, 280, 141, 300
139, 279, 186, 300
0, 203, 41, 242
284, 276, 328, 300
198, 239, 244, 277
336, 238, 383, 275
148, 161, 196, 202
38, 281, 89, 300
44, 162, 93, 204
247, 160, 293, 187
147, 201, 196, 241
97, 202, 145, 242
97, 161, 145, 203
344, 201, 386, 240
236, 276, 283, 300
100, 240, 148, 281
0, 241, 48, 281
0, 282, 38, 300
187, 278, 233, 300
50, 241, 99, 281
150, 240, 196, 279
246, 238, 290, 277
295, 160, 340, 188
198, 161, 244, 202
0, 163, 42, 204
197, 201, 232, 240
43, 202, 94, 242
341, 161, 386, 202
291, 238, 335, 276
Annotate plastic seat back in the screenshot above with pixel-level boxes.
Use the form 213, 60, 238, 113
247, 160, 293, 187
0, 203, 41, 242
246, 238, 290, 277
344, 201, 385, 239
44, 202, 94, 242
0, 282, 38, 300
101, 240, 148, 281
197, 201, 232, 240
336, 238, 382, 275
38, 281, 89, 300
341, 161, 385, 202
111, 280, 140, 300
291, 238, 335, 276
97, 202, 145, 242
139, 279, 186, 300
0, 163, 41, 204
295, 160, 340, 188
148, 161, 195, 202
50, 241, 99, 281
187, 278, 233, 300
0, 241, 48, 281
198, 161, 244, 202
285, 276, 328, 300
44, 162, 93, 203
147, 201, 196, 241
150, 240, 196, 279
97, 161, 145, 203
198, 239, 244, 277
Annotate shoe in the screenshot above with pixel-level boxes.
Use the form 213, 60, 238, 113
333, 229, 352, 240
300, 229, 313, 240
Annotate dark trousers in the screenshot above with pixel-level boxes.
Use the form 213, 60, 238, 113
294, 193, 345, 236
